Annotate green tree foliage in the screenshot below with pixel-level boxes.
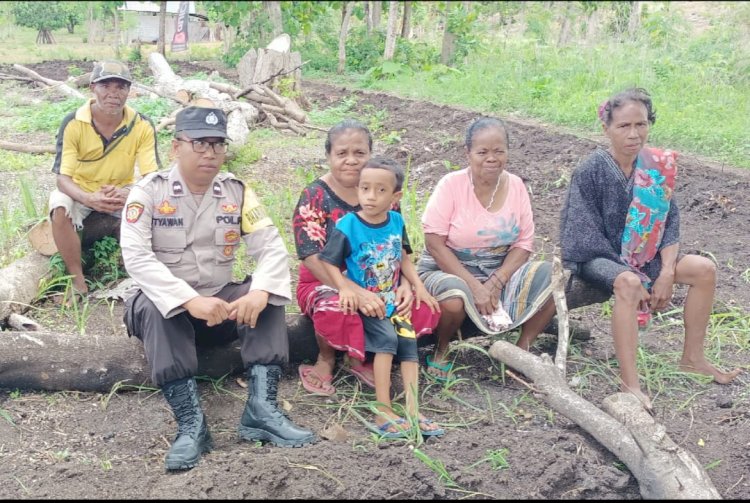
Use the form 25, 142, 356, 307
281, 1, 330, 38
12, 2, 67, 33
59, 2, 86, 34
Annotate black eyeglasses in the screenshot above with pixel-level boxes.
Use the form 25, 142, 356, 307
176, 138, 228, 154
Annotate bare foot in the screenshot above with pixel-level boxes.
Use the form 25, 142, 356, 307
72, 277, 89, 295
620, 384, 653, 412
678, 359, 742, 384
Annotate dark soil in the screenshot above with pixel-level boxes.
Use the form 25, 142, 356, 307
1, 60, 749, 499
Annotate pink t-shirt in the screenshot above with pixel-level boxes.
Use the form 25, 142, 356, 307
421, 168, 535, 254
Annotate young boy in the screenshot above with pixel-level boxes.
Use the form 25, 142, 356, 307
319, 156, 444, 438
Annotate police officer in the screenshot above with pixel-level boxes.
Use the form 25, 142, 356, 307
121, 106, 315, 471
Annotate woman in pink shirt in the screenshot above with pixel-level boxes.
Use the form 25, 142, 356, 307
417, 117, 557, 381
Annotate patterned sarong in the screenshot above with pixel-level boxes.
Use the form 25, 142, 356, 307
418, 248, 553, 335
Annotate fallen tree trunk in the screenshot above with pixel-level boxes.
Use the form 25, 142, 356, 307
0, 140, 55, 154
487, 341, 721, 499
0, 262, 605, 389
12, 64, 85, 99
0, 313, 312, 392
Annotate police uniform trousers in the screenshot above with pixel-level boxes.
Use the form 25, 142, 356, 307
124, 276, 288, 387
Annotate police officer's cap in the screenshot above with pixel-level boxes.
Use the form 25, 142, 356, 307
175, 106, 228, 139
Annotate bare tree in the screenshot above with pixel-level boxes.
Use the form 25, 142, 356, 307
440, 2, 456, 65
556, 1, 572, 47
364, 1, 371, 35
400, 0, 412, 38
87, 4, 97, 45
113, 7, 121, 59
371, 0, 382, 29
383, 1, 398, 60
338, 2, 354, 74
264, 1, 283, 38
628, 1, 642, 36
157, 1, 167, 56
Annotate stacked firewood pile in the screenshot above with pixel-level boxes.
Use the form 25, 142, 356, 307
0, 34, 321, 153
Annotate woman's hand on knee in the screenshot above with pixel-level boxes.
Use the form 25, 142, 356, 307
649, 272, 674, 312
471, 283, 497, 316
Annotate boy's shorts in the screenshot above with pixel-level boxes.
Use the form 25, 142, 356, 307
362, 314, 418, 362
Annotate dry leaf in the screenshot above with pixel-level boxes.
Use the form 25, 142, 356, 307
320, 423, 348, 442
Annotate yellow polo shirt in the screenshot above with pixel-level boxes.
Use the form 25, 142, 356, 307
52, 99, 162, 193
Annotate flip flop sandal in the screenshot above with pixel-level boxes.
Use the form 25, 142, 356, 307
345, 362, 376, 388
418, 418, 445, 437
425, 355, 454, 383
298, 364, 336, 397
366, 417, 411, 439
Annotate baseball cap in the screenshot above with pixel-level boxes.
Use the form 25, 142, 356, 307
90, 60, 133, 85
174, 106, 229, 139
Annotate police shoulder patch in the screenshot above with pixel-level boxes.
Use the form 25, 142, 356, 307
126, 202, 145, 223
240, 186, 273, 234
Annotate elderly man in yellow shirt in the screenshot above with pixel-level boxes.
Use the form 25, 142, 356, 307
48, 60, 162, 295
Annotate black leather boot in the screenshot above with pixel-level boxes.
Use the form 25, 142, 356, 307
162, 377, 213, 470
239, 364, 316, 447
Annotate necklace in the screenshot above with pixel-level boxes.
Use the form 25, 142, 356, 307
469, 170, 503, 211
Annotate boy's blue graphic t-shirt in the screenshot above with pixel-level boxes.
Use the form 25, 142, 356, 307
319, 210, 412, 317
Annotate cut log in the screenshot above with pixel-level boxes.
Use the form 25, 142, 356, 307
0, 251, 51, 322
11, 64, 85, 99
0, 141, 55, 154
236, 42, 310, 110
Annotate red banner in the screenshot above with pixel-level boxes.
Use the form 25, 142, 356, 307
171, 1, 189, 52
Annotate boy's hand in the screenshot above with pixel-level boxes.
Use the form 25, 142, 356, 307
356, 289, 386, 319
395, 282, 414, 317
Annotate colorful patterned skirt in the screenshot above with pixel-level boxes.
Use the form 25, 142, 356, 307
296, 265, 440, 361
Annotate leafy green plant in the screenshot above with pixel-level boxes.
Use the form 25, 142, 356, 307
308, 96, 358, 127
0, 407, 14, 426
470, 448, 511, 470
363, 61, 409, 85
126, 44, 142, 63
17, 97, 86, 133
226, 142, 263, 174
127, 97, 175, 125
412, 446, 460, 488
51, 448, 71, 462
89, 236, 126, 288
379, 129, 404, 145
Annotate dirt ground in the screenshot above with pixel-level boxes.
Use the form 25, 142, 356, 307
1, 59, 749, 499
